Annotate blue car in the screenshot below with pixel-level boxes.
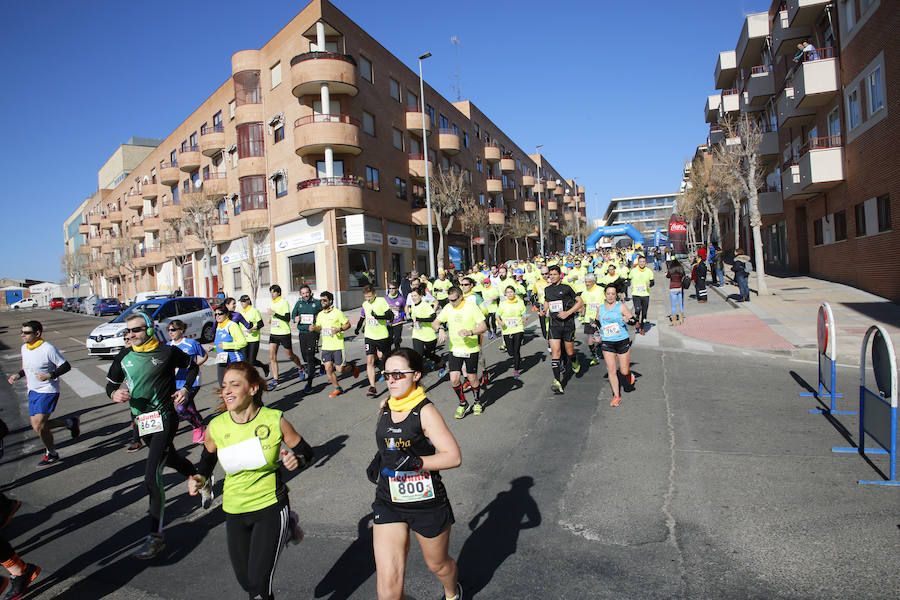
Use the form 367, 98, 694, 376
94, 298, 123, 316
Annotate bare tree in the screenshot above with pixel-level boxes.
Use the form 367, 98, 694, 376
237, 230, 269, 303
675, 192, 701, 255
458, 197, 488, 265
508, 214, 534, 261
684, 153, 726, 249
488, 217, 511, 264
61, 248, 88, 293
161, 197, 196, 293
715, 114, 769, 294
428, 168, 469, 272
112, 236, 142, 298
181, 192, 224, 296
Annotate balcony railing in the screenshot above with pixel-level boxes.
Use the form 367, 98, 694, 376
201, 123, 225, 135
290, 51, 357, 67
160, 161, 178, 169
798, 46, 835, 62
203, 172, 227, 180
750, 65, 772, 76
800, 134, 841, 157
294, 113, 361, 128
296, 176, 365, 192
181, 145, 200, 153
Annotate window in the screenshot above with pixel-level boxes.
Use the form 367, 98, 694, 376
348, 249, 377, 287
270, 62, 282, 88
407, 90, 418, 109
170, 149, 177, 163
813, 219, 824, 245
389, 78, 401, 102
833, 210, 847, 241
463, 133, 469, 148
409, 138, 421, 155
366, 166, 380, 191
239, 175, 267, 211
392, 128, 404, 150
363, 111, 376, 136
847, 88, 861, 129
855, 202, 867, 236
275, 174, 287, 198
867, 66, 884, 115
877, 195, 891, 232
213, 111, 223, 127
233, 70, 261, 105
452, 124, 459, 135
229, 101, 236, 120
394, 177, 407, 201
425, 104, 435, 125
476, 158, 483, 172
232, 267, 243, 290
845, 0, 855, 30
274, 125, 285, 143
478, 193, 485, 205
439, 114, 449, 129
259, 261, 271, 289
290, 252, 317, 291
189, 131, 197, 147
173, 186, 180, 203
237, 122, 265, 157
827, 107, 841, 138
359, 55, 373, 83
474, 123, 480, 136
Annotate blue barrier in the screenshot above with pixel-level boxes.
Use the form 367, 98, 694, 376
800, 302, 851, 415
832, 325, 899, 485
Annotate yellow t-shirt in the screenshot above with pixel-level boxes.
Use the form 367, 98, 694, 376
437, 300, 485, 354
410, 300, 438, 342
315, 307, 348, 351
580, 286, 606, 322
362, 297, 391, 340
496, 297, 526, 334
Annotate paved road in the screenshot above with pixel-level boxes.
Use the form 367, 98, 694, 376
1, 283, 897, 599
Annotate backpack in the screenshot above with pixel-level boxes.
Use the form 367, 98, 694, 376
681, 274, 691, 290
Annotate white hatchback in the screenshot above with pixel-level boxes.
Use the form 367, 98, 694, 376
10, 298, 37, 310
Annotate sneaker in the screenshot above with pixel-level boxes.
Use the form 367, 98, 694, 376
302, 381, 313, 394
472, 402, 483, 416
329, 388, 343, 398
351, 365, 360, 378
266, 379, 279, 391
262, 363, 270, 377
366, 386, 377, 398
513, 369, 519, 380
589, 357, 599, 366
454, 402, 471, 419
546, 346, 552, 354
377, 373, 385, 383
0, 499, 21, 529
498, 343, 506, 352
69, 416, 80, 439
610, 396, 622, 407
286, 511, 304, 546
2, 563, 39, 600
126, 440, 145, 453
551, 379, 564, 395
36, 451, 59, 467
571, 359, 581, 374
200, 475, 215, 509
133, 534, 165, 560
297, 369, 306, 382
437, 367, 447, 379
192, 427, 206, 444
441, 582, 463, 600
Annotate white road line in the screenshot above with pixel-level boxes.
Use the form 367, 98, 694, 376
68, 337, 84, 345
2, 354, 20, 360
680, 338, 714, 353
63, 367, 106, 398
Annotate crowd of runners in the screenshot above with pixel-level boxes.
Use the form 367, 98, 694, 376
3, 244, 682, 600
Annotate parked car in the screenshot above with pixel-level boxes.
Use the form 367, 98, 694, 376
86, 297, 215, 357
50, 297, 65, 309
81, 294, 100, 315
72, 296, 86, 312
63, 298, 76, 311
94, 298, 123, 316
9, 298, 37, 310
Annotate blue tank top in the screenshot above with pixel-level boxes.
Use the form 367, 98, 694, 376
599, 302, 629, 342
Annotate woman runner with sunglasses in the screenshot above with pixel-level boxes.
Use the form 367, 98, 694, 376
368, 348, 462, 600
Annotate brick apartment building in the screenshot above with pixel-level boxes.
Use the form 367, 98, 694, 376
72, 0, 586, 307
700, 0, 898, 301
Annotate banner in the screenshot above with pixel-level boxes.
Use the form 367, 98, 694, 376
668, 214, 688, 254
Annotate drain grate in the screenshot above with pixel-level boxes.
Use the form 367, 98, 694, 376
781, 287, 810, 291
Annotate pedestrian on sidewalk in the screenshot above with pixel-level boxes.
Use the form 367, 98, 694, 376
691, 257, 708, 303
666, 261, 686, 326
713, 245, 725, 287
732, 249, 752, 303
709, 245, 718, 286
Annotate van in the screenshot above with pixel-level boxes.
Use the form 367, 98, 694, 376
81, 294, 100, 315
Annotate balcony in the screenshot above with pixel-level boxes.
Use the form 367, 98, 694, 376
408, 154, 432, 180
793, 49, 839, 108
142, 216, 161, 231
759, 130, 779, 164
484, 143, 501, 162
405, 107, 431, 134
564, 196, 576, 207
714, 50, 737, 90
545, 180, 557, 191
100, 217, 113, 230
160, 163, 180, 185
145, 247, 165, 266
438, 129, 460, 155
486, 177, 503, 193
781, 164, 816, 201
129, 225, 144, 239
179, 146, 201, 172
776, 87, 815, 129
411, 206, 431, 226
488, 209, 505, 225
523, 200, 537, 212
239, 209, 269, 233
160, 203, 181, 220
79, 245, 91, 255
88, 213, 101, 225
798, 136, 845, 191
89, 236, 102, 248
704, 94, 721, 124
533, 182, 545, 194
234, 100, 264, 124
237, 156, 266, 178
203, 172, 228, 198
500, 157, 516, 172
108, 208, 123, 222
720, 89, 740, 116
735, 12, 770, 69
522, 175, 535, 187
757, 186, 784, 215
200, 124, 226, 157
184, 235, 204, 253
212, 220, 231, 241
295, 176, 365, 217
78, 223, 89, 234
547, 200, 558, 211
141, 183, 158, 200
293, 114, 361, 156
290, 52, 358, 98
771, 10, 811, 56
787, 0, 829, 27
745, 66, 774, 106
101, 241, 113, 254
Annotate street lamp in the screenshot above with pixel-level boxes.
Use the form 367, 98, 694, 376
535, 144, 544, 255
418, 52, 435, 278
572, 176, 581, 251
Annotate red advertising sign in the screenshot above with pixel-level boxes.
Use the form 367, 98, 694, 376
668, 214, 688, 254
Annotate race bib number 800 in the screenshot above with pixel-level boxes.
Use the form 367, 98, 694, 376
389, 471, 435, 503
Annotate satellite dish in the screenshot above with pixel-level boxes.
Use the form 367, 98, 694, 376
195, 180, 202, 189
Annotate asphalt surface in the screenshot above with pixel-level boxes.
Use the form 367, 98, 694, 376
1, 281, 898, 599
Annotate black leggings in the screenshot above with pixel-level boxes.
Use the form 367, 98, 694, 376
486, 313, 497, 334
298, 332, 321, 373
389, 325, 404, 351
142, 411, 196, 534
226, 500, 289, 600
632, 295, 649, 324
245, 341, 268, 372
539, 314, 548, 340
0, 493, 15, 562
503, 332, 523, 371
413, 338, 443, 367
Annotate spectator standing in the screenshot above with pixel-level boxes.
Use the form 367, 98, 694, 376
733, 249, 752, 303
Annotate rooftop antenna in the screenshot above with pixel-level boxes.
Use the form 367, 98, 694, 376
450, 36, 461, 101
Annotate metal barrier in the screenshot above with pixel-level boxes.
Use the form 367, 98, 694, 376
800, 302, 852, 414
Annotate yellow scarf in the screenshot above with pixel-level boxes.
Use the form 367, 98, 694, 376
132, 337, 159, 353
26, 339, 44, 351
388, 385, 426, 412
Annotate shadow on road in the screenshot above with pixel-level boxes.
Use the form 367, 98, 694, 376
314, 512, 375, 600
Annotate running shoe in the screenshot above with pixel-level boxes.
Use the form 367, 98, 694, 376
266, 379, 279, 391
2, 563, 39, 600
498, 343, 506, 352
571, 359, 581, 374
0, 499, 21, 529
366, 386, 377, 398
200, 475, 215, 509
472, 402, 483, 416
610, 396, 622, 407
126, 440, 145, 453
36, 451, 59, 467
440, 582, 463, 600
69, 416, 80, 439
377, 373, 385, 383
192, 427, 206, 444
302, 381, 313, 394
133, 535, 165, 560
513, 369, 519, 380
262, 363, 270, 377
546, 346, 552, 354
589, 357, 599, 366
318, 364, 325, 377
297, 369, 306, 382
352, 365, 360, 378
454, 402, 471, 419
286, 511, 305, 546
551, 379, 564, 395
329, 388, 343, 398
437, 366, 447, 379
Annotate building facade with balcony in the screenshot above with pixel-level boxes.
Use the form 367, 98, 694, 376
701, 0, 898, 301
602, 194, 677, 243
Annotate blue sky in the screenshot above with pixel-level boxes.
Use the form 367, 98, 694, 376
0, 0, 768, 282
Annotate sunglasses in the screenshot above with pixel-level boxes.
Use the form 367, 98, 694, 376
381, 370, 415, 381
215, 312, 228, 317
168, 327, 183, 332
20, 330, 35, 335
124, 326, 147, 334
460, 282, 472, 286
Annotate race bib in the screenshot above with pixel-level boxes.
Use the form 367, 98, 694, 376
452, 347, 471, 358
634, 285, 647, 294
602, 322, 621, 337
217, 436, 268, 475
504, 317, 520, 328
388, 470, 435, 503
413, 321, 422, 330
549, 300, 563, 313
321, 327, 334, 337
300, 313, 314, 325
136, 411, 164, 436
216, 352, 228, 364
588, 303, 602, 313
366, 317, 379, 328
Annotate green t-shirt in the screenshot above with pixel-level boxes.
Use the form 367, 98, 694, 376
437, 300, 485, 353
580, 286, 606, 322
496, 298, 526, 334
630, 266, 654, 297
270, 297, 292, 335
433, 278, 452, 300
480, 285, 500, 313
315, 307, 348, 351
362, 297, 391, 340
410, 300, 438, 342
107, 342, 192, 418
239, 305, 263, 342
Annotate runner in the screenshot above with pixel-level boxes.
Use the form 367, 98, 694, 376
599, 284, 636, 407
291, 285, 323, 394
355, 285, 395, 398
267, 285, 305, 391
7, 320, 78, 466
408, 289, 446, 376
532, 266, 551, 353
432, 271, 452, 309
166, 319, 208, 443
213, 306, 247, 387
434, 286, 488, 418
1, 495, 40, 600
106, 311, 210, 560
369, 348, 462, 600
188, 362, 312, 600
238, 295, 269, 376
495, 285, 527, 379
222, 297, 254, 332
480, 278, 500, 339
312, 291, 359, 397
543, 265, 584, 394
629, 255, 654, 335
579, 274, 606, 366
385, 283, 407, 352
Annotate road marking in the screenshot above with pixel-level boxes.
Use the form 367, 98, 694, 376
680, 338, 714, 353
68, 337, 84, 345
2, 354, 20, 360
63, 367, 105, 398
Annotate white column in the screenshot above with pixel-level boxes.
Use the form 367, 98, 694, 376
320, 83, 330, 115
324, 147, 334, 178
316, 21, 326, 51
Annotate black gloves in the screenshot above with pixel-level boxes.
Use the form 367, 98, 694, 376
380, 448, 424, 478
